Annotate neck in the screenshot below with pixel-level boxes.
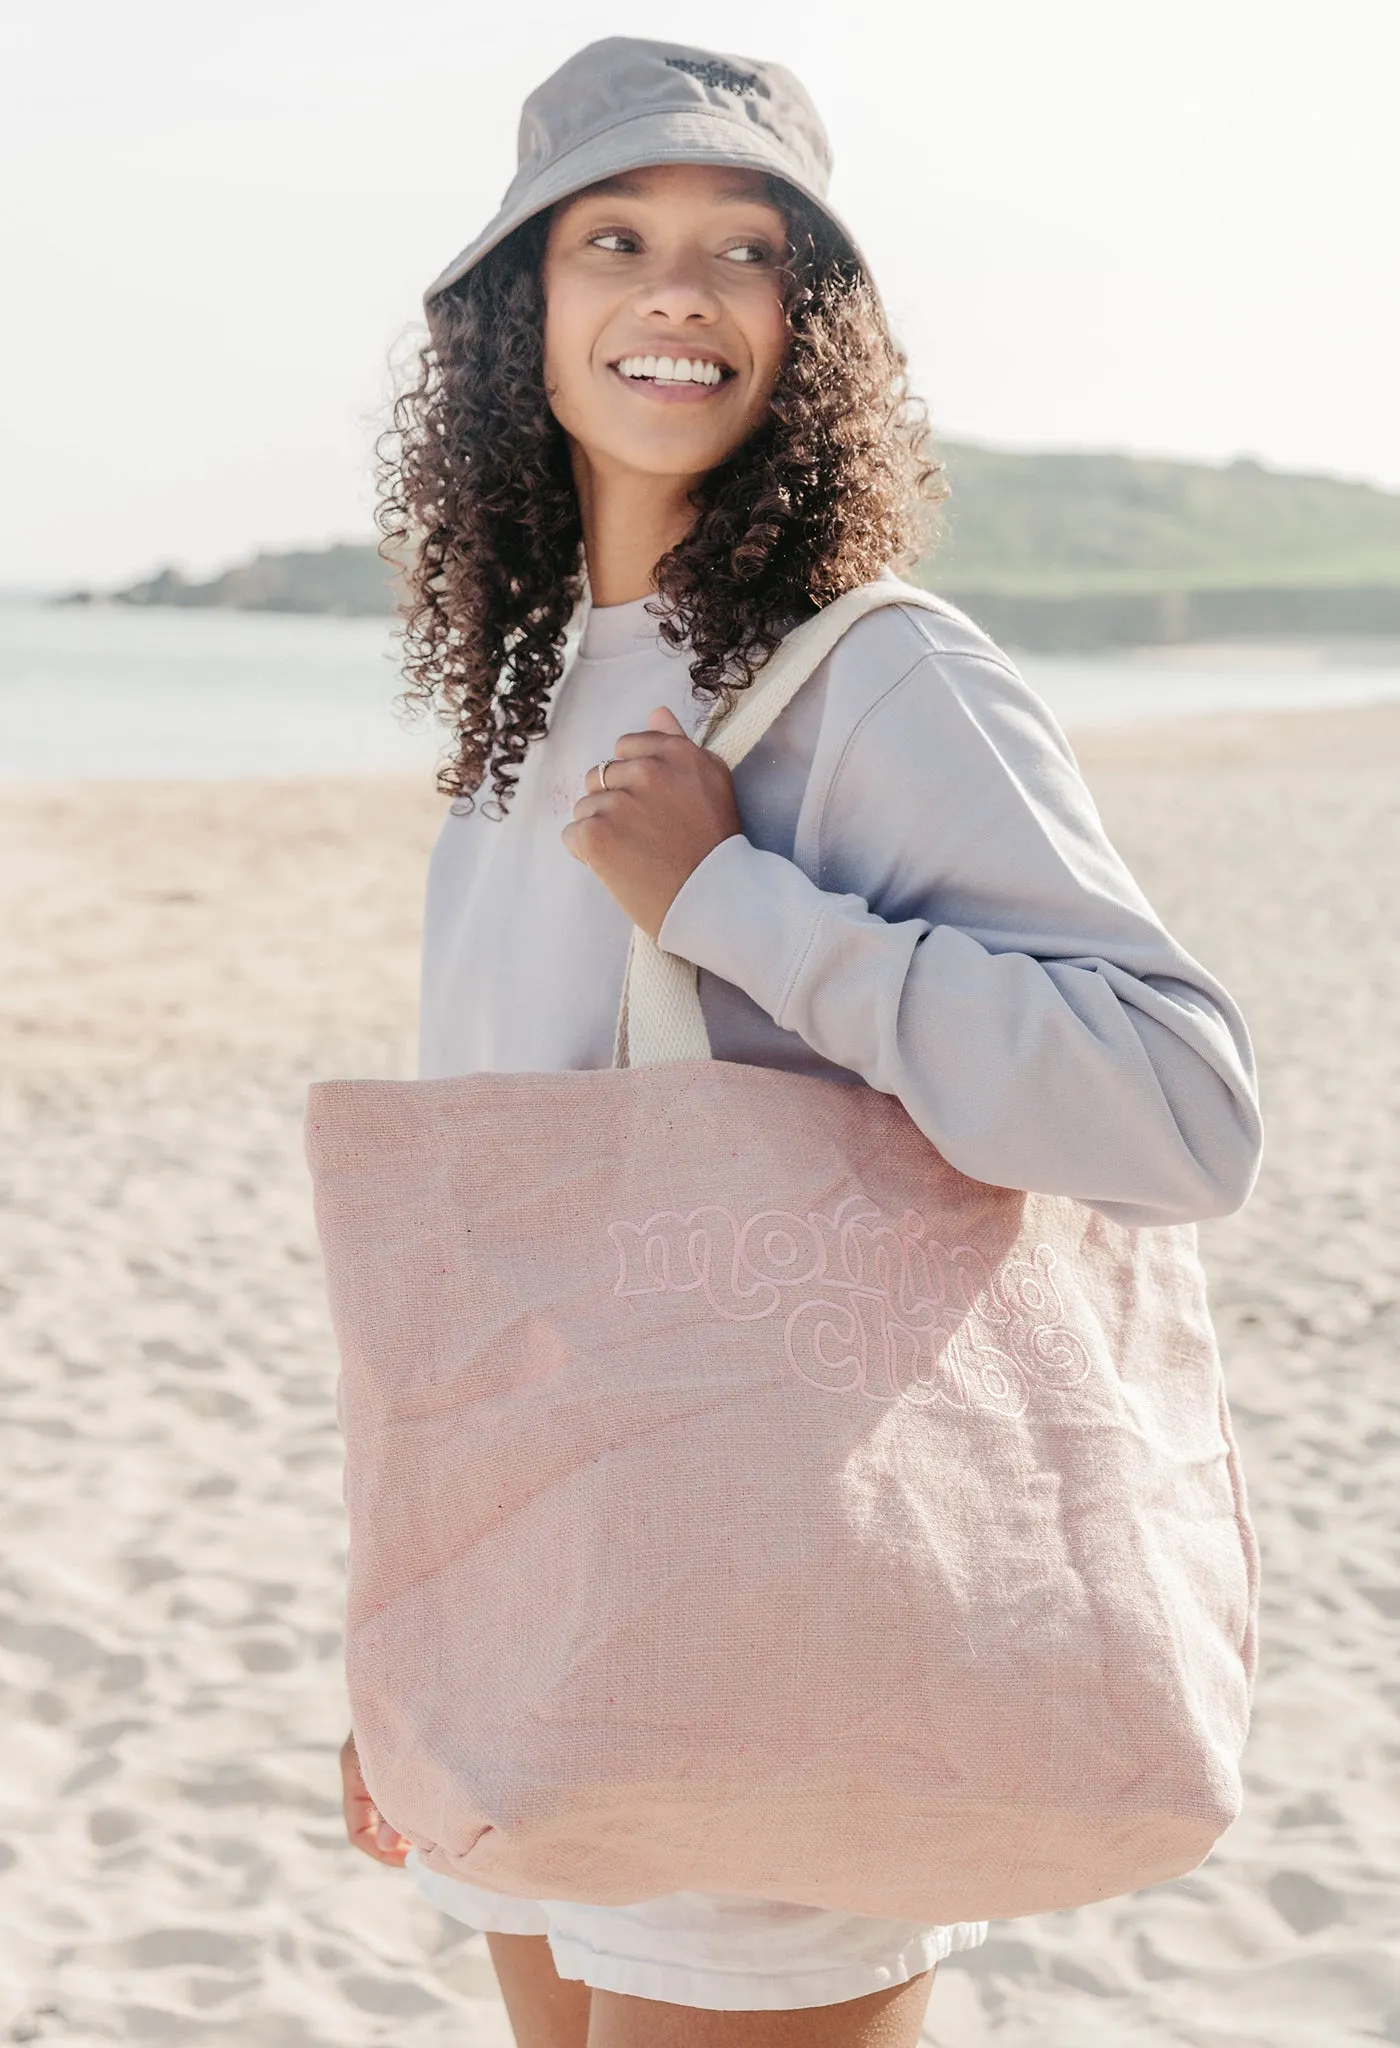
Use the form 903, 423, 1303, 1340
570, 445, 699, 606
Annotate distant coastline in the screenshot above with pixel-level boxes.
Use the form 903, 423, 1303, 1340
58, 443, 1400, 654
59, 542, 398, 621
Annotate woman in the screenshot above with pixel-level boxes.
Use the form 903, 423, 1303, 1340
338, 37, 1262, 2047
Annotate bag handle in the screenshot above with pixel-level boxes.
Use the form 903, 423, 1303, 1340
613, 580, 948, 1069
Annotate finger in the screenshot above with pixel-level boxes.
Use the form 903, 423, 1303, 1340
570, 789, 625, 825
346, 1797, 382, 1856
611, 724, 693, 760
561, 814, 610, 864
349, 1801, 411, 1866
356, 1826, 410, 1867
584, 757, 639, 798
345, 1793, 384, 1856
562, 806, 626, 866
373, 1817, 412, 1865
348, 1811, 381, 1856
646, 705, 687, 734
341, 1733, 404, 1865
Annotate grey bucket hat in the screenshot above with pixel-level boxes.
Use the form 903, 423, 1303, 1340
423, 36, 866, 304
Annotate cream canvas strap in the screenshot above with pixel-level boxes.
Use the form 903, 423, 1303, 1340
613, 579, 946, 1069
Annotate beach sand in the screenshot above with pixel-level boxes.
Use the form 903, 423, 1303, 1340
2, 705, 1397, 2046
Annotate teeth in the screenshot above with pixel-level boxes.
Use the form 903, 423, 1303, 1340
616, 355, 726, 386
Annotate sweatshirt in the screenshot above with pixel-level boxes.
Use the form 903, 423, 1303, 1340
418, 577, 1262, 1229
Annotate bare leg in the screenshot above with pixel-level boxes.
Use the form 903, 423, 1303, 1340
486, 1931, 593, 2048
587, 1967, 935, 2048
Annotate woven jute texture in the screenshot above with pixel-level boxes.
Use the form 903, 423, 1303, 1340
306, 585, 1258, 1921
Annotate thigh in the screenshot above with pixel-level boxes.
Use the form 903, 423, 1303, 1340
586, 1967, 935, 2048
486, 1931, 592, 2048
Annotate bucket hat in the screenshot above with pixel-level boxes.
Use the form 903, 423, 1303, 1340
423, 36, 865, 304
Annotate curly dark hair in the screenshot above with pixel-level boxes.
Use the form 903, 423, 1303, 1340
377, 184, 943, 813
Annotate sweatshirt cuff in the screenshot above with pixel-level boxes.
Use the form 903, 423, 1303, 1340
657, 833, 826, 1024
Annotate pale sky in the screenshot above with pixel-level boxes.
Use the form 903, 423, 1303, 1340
4, 0, 1398, 587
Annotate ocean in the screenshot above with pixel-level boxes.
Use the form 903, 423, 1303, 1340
3, 598, 1399, 780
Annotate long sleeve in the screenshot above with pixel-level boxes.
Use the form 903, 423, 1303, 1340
657, 619, 1262, 1228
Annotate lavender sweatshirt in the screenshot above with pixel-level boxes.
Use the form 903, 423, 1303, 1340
419, 578, 1262, 1229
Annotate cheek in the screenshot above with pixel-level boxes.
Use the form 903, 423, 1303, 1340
540, 311, 573, 413
541, 281, 600, 431
741, 290, 790, 404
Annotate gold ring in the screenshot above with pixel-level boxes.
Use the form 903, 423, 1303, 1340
598, 758, 614, 791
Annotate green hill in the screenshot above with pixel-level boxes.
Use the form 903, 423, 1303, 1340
928, 444, 1400, 595
70, 446, 1400, 649
921, 444, 1400, 648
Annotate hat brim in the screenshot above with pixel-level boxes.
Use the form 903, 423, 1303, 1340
423, 105, 867, 305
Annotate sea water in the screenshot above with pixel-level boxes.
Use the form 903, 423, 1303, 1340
3, 598, 1399, 780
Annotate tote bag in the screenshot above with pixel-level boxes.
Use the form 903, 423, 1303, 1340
306, 582, 1258, 1924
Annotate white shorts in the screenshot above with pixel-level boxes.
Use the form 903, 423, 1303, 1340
407, 1854, 988, 2011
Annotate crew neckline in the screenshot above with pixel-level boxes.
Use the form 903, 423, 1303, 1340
577, 594, 668, 662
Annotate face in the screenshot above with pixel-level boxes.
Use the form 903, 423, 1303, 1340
540, 163, 791, 485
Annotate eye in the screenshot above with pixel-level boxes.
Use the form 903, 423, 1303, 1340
588, 230, 640, 254
720, 241, 775, 266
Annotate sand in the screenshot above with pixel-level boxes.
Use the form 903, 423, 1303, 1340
1, 705, 1397, 2046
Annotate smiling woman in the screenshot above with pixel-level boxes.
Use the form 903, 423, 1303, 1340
539, 165, 794, 604
379, 158, 936, 813
337, 34, 1264, 2048
540, 166, 790, 519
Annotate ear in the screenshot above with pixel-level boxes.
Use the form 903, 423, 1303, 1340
646, 705, 687, 736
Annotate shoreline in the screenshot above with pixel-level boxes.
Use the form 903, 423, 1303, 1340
6, 596, 1400, 785
11, 582, 1400, 664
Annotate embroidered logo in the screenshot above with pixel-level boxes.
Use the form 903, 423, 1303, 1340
663, 56, 771, 99
608, 1197, 1092, 1416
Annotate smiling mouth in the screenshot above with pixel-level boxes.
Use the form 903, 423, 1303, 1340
611, 354, 733, 389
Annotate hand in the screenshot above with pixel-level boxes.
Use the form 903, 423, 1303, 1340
340, 1731, 411, 1867
561, 706, 743, 940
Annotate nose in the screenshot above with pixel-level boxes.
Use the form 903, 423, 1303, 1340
633, 249, 720, 326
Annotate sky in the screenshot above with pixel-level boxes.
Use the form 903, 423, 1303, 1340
4, 0, 1398, 588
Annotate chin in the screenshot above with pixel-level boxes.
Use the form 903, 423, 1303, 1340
635, 446, 735, 479
610, 424, 752, 479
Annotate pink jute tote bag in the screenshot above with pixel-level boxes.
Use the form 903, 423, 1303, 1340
306, 583, 1259, 1924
